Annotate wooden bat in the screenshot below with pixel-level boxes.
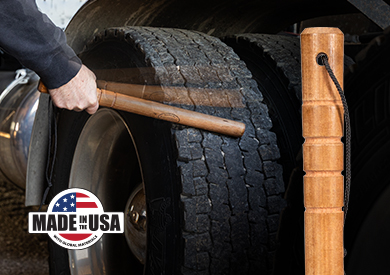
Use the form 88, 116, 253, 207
38, 81, 246, 138
95, 80, 245, 108
301, 27, 344, 274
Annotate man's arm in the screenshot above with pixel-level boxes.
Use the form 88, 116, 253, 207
0, 0, 98, 114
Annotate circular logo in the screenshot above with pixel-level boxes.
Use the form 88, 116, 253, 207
29, 188, 124, 250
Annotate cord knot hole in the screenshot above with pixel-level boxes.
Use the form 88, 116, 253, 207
316, 53, 328, 66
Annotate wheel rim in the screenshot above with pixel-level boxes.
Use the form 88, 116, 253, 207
68, 108, 145, 274
346, 183, 390, 274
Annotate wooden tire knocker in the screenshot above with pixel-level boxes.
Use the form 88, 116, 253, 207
301, 27, 345, 275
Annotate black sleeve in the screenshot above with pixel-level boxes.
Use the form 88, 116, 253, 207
0, 0, 82, 89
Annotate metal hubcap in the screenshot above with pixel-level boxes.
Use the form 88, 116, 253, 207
125, 184, 147, 264
68, 109, 145, 274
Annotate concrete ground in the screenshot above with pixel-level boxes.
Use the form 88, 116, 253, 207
0, 176, 49, 275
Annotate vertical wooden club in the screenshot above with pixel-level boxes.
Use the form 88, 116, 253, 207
301, 27, 344, 275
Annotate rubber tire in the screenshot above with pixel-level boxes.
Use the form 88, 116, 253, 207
47, 109, 90, 275
224, 34, 355, 275
224, 34, 304, 275
224, 34, 302, 184
48, 27, 286, 274
224, 34, 355, 182
343, 29, 390, 274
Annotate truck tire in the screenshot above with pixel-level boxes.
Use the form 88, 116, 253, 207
343, 30, 390, 275
48, 27, 286, 274
224, 34, 302, 183
224, 34, 354, 182
225, 34, 355, 275
224, 34, 304, 275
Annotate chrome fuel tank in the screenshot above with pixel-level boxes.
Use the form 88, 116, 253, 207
0, 69, 40, 188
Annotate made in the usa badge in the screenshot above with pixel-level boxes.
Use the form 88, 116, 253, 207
28, 188, 124, 249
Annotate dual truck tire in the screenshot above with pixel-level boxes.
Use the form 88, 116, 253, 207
47, 27, 301, 275
48, 26, 390, 275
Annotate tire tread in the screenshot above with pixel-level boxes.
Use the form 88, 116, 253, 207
87, 27, 285, 274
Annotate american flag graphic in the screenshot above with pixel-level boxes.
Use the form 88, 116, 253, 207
52, 192, 98, 212
51, 191, 99, 242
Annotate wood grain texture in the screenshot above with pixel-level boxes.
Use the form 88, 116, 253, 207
97, 88, 246, 137
301, 27, 344, 275
95, 79, 245, 108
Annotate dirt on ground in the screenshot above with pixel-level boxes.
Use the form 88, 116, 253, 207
0, 175, 49, 275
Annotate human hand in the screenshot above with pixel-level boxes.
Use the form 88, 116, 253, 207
48, 65, 99, 115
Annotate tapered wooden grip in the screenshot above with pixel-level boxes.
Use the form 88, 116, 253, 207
38, 81, 245, 137
97, 88, 245, 137
301, 28, 344, 275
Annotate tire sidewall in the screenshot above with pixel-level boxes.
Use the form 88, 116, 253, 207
344, 37, 390, 271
